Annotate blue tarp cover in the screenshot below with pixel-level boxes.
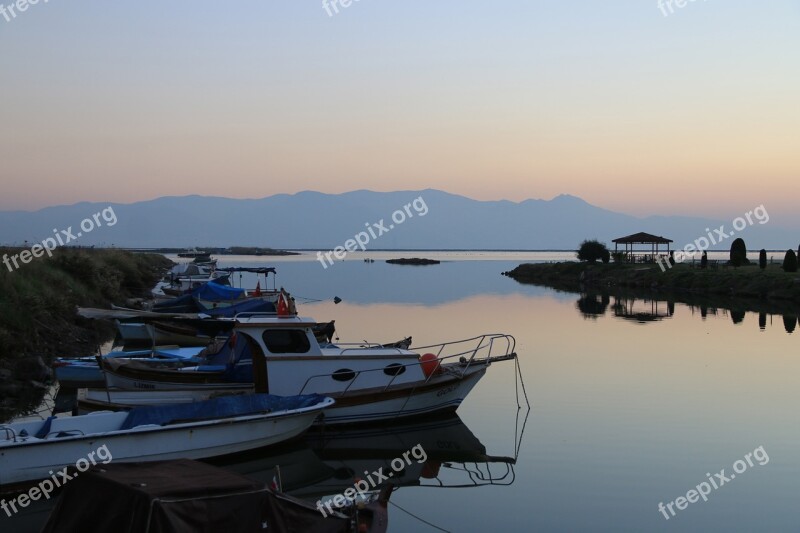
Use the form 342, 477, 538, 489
120, 393, 327, 430
205, 298, 275, 317
193, 282, 246, 302
152, 293, 198, 313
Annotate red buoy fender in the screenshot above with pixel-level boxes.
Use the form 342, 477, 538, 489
419, 353, 440, 377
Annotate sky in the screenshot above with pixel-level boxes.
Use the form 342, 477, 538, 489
1, 1, 798, 226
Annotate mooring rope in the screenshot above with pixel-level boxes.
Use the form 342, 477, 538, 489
389, 500, 452, 532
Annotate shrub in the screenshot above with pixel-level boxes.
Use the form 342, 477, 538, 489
783, 249, 798, 273
601, 248, 610, 264
611, 251, 627, 263
729, 238, 748, 267
577, 240, 609, 264
700, 251, 708, 269
759, 249, 767, 270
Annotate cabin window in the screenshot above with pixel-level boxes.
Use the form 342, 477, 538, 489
262, 329, 310, 354
383, 363, 406, 376
332, 369, 356, 382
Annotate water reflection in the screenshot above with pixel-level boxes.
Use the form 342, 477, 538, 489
574, 291, 800, 334
215, 413, 517, 491
211, 413, 519, 530
5, 412, 521, 531
576, 293, 610, 319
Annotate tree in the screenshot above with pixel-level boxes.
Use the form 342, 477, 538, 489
729, 238, 748, 267
759, 249, 767, 270
577, 240, 609, 264
783, 249, 798, 273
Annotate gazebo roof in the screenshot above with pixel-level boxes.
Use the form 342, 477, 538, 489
612, 232, 673, 244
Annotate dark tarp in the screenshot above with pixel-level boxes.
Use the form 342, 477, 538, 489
43, 460, 391, 533
263, 490, 350, 533
152, 291, 275, 316
41, 460, 268, 533
120, 393, 327, 430
152, 293, 200, 313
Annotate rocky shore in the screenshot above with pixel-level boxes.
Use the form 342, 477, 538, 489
386, 258, 441, 265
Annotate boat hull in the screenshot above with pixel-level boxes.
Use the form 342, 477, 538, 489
54, 365, 106, 389
77, 387, 255, 413
79, 364, 488, 425
0, 399, 333, 486
101, 368, 251, 391
317, 365, 487, 424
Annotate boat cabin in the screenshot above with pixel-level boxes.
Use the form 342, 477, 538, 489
234, 315, 428, 397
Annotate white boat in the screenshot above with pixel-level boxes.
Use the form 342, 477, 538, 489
0, 393, 334, 486
77, 387, 254, 412
91, 309, 519, 424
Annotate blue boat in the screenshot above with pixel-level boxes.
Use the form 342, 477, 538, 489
54, 346, 205, 389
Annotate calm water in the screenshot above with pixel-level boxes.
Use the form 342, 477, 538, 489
7, 252, 799, 531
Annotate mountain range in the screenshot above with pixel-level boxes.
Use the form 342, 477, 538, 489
0, 190, 794, 251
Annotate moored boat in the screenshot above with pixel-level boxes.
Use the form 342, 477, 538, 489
0, 393, 334, 487
54, 346, 204, 388
85, 306, 519, 424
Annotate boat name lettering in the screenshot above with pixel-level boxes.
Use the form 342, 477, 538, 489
436, 383, 460, 397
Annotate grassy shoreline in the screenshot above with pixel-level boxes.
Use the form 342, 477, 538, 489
0, 248, 173, 420
504, 261, 800, 303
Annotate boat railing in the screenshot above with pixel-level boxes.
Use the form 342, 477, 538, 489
234, 311, 280, 318
417, 460, 516, 488
0, 426, 17, 442
336, 344, 408, 355
413, 333, 516, 364
296, 334, 517, 396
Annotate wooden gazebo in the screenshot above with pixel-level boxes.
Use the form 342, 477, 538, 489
612, 232, 672, 263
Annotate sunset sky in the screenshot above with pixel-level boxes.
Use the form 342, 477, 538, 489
1, 1, 798, 225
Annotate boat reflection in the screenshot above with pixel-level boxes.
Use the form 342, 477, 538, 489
4, 413, 518, 532
213, 413, 517, 502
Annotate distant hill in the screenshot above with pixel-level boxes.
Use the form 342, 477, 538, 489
0, 189, 793, 250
